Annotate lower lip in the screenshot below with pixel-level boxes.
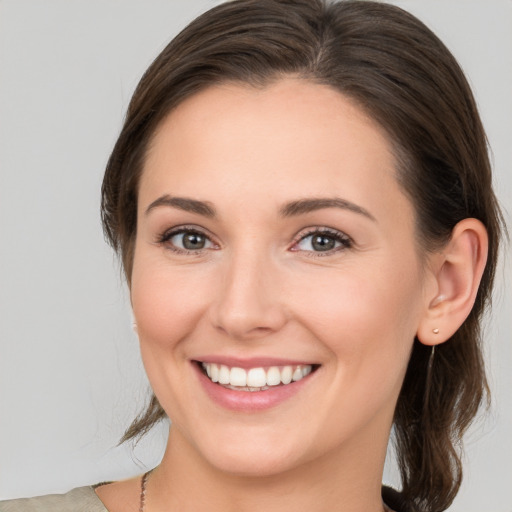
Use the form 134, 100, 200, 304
193, 363, 316, 412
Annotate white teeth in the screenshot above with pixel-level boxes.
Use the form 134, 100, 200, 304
281, 366, 292, 385
230, 367, 247, 387
210, 363, 219, 383
266, 366, 281, 386
218, 365, 230, 385
201, 362, 314, 390
292, 367, 303, 381
247, 368, 267, 387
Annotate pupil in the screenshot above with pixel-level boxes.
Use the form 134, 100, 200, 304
183, 233, 205, 250
312, 235, 335, 251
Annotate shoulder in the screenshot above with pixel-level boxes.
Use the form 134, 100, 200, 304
0, 486, 108, 512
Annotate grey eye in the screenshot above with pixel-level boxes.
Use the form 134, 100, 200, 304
310, 234, 337, 251
170, 231, 212, 251
294, 229, 352, 254
297, 233, 341, 252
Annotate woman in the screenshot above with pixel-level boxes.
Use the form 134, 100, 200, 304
1, 1, 505, 511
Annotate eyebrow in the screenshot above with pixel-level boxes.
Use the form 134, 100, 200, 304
145, 195, 216, 217
280, 198, 376, 221
145, 195, 375, 222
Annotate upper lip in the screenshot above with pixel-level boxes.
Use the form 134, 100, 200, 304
193, 356, 318, 369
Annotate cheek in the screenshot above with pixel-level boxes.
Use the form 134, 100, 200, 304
129, 255, 215, 420
130, 256, 212, 350
296, 259, 423, 429
308, 260, 418, 315
292, 255, 423, 369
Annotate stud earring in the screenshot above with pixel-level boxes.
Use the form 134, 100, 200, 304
132, 322, 138, 333
432, 328, 439, 334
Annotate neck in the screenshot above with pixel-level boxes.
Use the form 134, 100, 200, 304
148, 424, 390, 512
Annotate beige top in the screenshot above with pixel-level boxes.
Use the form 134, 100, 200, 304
0, 486, 108, 512
1, 486, 401, 512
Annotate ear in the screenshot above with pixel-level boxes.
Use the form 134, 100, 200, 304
417, 218, 488, 346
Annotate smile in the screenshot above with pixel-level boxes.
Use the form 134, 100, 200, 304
200, 362, 314, 391
194, 359, 320, 411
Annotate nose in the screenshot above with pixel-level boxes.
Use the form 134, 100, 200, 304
209, 250, 288, 340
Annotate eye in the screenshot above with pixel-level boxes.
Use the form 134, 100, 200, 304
292, 228, 352, 255
158, 227, 216, 253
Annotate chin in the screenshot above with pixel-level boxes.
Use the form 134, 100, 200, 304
192, 430, 307, 478
208, 449, 301, 478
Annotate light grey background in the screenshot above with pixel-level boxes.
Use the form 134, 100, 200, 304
0, 1, 510, 510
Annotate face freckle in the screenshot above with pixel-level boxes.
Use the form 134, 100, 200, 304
130, 78, 429, 477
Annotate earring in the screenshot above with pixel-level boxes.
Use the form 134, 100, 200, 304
132, 322, 138, 333
423, 345, 436, 417
432, 328, 439, 334
426, 345, 435, 383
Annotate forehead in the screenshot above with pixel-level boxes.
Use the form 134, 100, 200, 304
139, 79, 410, 221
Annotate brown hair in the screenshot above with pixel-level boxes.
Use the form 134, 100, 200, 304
101, 1, 504, 510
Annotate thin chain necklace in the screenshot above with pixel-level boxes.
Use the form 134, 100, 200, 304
139, 470, 152, 512
138, 470, 394, 512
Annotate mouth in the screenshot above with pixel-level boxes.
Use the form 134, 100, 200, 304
195, 361, 320, 392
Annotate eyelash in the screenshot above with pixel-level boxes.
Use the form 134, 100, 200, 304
157, 226, 353, 256
290, 227, 353, 256
157, 225, 216, 255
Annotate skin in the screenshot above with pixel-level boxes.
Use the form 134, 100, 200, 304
96, 79, 488, 512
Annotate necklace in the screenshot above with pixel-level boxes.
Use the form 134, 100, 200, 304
139, 470, 152, 512
138, 470, 394, 512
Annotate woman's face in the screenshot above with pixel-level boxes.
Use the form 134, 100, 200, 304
131, 79, 432, 476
